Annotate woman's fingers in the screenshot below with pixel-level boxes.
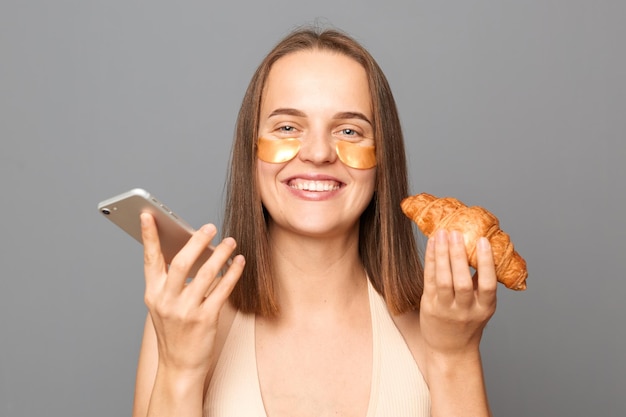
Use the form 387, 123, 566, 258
422, 232, 436, 296
423, 230, 454, 301
141, 213, 167, 282
424, 229, 486, 305
141, 213, 242, 309
420, 229, 498, 355
448, 230, 475, 306
203, 254, 245, 313
185, 235, 240, 304
475, 237, 498, 305
433, 229, 454, 303
164, 224, 219, 292
139, 216, 243, 379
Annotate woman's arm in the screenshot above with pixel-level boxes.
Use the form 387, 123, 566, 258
131, 213, 244, 417
420, 229, 497, 417
132, 314, 158, 417
424, 348, 492, 417
132, 313, 208, 417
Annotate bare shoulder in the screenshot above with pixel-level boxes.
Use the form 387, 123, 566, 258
215, 299, 238, 350
391, 309, 427, 374
206, 299, 238, 378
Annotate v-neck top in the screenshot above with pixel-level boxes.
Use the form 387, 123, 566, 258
204, 279, 431, 416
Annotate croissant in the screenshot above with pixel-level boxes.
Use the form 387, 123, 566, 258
401, 193, 528, 291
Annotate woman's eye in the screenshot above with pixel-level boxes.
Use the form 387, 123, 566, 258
279, 125, 296, 133
339, 128, 362, 138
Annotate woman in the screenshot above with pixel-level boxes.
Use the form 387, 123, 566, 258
133, 27, 497, 417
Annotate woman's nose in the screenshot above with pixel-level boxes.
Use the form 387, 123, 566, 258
297, 131, 337, 165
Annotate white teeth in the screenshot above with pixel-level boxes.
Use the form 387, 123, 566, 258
290, 180, 340, 191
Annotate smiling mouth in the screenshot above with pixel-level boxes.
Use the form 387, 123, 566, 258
288, 179, 342, 192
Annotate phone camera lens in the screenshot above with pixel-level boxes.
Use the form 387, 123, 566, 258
101, 208, 111, 215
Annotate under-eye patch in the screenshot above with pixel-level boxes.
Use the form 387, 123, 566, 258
257, 137, 376, 169
335, 140, 377, 169
256, 137, 301, 164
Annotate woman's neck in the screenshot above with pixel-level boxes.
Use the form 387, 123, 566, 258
266, 224, 368, 319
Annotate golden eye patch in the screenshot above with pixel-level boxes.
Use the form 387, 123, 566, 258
256, 137, 301, 163
257, 137, 376, 169
335, 140, 376, 169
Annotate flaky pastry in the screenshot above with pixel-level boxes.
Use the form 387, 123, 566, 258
401, 193, 528, 290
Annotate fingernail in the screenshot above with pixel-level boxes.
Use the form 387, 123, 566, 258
436, 229, 447, 240
450, 230, 463, 243
201, 224, 216, 234
223, 237, 236, 248
478, 237, 490, 250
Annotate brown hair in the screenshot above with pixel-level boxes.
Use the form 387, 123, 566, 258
223, 27, 423, 316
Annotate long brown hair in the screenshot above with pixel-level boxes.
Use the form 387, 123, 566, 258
223, 27, 423, 316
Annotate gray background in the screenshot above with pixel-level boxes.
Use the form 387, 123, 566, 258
1, 1, 624, 416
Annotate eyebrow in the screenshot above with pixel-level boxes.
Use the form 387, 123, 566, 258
268, 108, 373, 126
333, 111, 373, 126
268, 108, 306, 118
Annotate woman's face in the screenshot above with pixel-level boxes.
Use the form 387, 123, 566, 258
256, 49, 376, 239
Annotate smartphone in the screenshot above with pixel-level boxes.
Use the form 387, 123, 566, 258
97, 188, 215, 277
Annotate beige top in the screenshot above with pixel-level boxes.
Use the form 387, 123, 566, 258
204, 279, 431, 416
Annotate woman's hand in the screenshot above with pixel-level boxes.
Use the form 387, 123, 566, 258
140, 213, 245, 378
418, 229, 497, 417
419, 229, 497, 358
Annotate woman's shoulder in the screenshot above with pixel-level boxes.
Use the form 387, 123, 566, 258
206, 300, 239, 380
215, 300, 239, 349
391, 308, 427, 373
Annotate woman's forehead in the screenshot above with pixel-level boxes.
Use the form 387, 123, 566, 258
261, 50, 372, 116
